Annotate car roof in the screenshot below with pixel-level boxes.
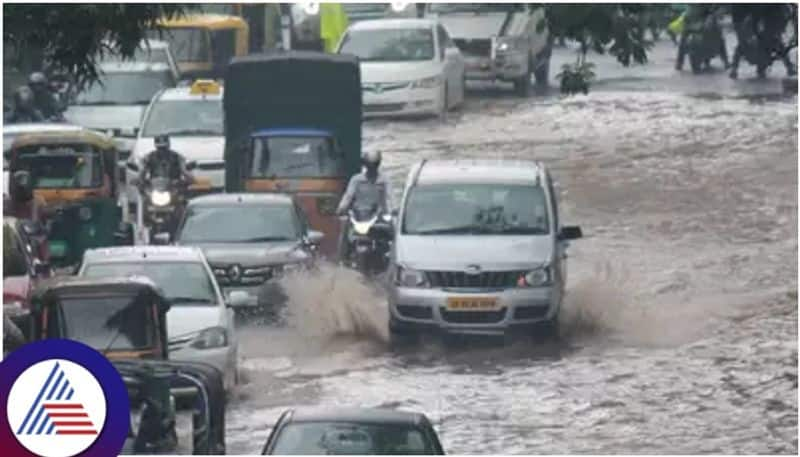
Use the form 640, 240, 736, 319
284, 407, 427, 426
187, 192, 294, 206
3, 123, 85, 135
251, 128, 332, 138
157, 86, 224, 102
348, 18, 437, 31
414, 159, 545, 186
96, 61, 172, 74
82, 246, 205, 264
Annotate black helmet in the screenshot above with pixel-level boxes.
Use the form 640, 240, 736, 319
28, 72, 48, 88
362, 150, 382, 168
14, 86, 34, 109
154, 134, 170, 150
10, 170, 33, 202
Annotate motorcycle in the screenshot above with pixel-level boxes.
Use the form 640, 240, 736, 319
143, 176, 185, 241
344, 207, 394, 277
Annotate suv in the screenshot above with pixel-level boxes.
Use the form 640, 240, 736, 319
388, 160, 582, 342
426, 3, 552, 95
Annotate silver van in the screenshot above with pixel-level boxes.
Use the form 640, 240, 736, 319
388, 160, 582, 341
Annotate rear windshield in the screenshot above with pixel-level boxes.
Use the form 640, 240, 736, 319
74, 71, 174, 106
338, 28, 435, 62
247, 135, 345, 179
60, 295, 157, 351
271, 422, 435, 455
141, 99, 223, 137
178, 204, 299, 243
16, 144, 103, 189
83, 262, 217, 306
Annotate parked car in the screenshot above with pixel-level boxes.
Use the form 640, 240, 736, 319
343, 3, 419, 23
98, 38, 182, 82
337, 18, 465, 118
388, 160, 583, 343
425, 3, 552, 95
3, 217, 51, 309
261, 407, 445, 455
64, 61, 177, 159
126, 79, 224, 203
170, 193, 324, 310
77, 245, 243, 392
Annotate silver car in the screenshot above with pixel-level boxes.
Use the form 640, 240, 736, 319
388, 159, 582, 340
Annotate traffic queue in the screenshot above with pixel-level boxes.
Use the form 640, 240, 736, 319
2, 5, 582, 454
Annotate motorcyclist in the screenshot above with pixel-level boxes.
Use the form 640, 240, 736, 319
138, 134, 193, 190
27, 72, 62, 120
5, 86, 46, 124
335, 150, 393, 262
675, 4, 730, 71
729, 4, 797, 79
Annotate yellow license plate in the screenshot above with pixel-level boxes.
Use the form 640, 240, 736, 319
446, 296, 499, 311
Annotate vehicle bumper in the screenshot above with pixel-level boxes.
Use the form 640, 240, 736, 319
221, 281, 288, 308
463, 52, 528, 81
168, 345, 234, 395
362, 85, 442, 117
388, 286, 558, 336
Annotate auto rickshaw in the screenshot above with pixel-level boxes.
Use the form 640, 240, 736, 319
223, 51, 362, 257
7, 129, 133, 267
151, 14, 249, 80
22, 276, 226, 454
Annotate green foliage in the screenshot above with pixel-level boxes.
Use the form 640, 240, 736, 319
3, 4, 189, 87
557, 62, 596, 95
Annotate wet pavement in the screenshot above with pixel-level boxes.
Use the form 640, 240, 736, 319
203, 38, 797, 454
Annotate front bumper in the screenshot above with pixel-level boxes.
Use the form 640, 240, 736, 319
389, 285, 558, 336
168, 344, 234, 395
362, 85, 442, 117
221, 281, 288, 308
463, 52, 528, 81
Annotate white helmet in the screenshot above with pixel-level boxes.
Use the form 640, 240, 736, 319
362, 150, 382, 168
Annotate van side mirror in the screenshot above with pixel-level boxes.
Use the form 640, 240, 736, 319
558, 226, 583, 240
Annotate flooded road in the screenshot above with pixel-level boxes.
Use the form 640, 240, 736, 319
220, 40, 798, 454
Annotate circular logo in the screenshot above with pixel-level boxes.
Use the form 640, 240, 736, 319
0, 340, 129, 457
228, 264, 242, 283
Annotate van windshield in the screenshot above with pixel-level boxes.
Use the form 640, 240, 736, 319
403, 183, 550, 235
247, 135, 345, 178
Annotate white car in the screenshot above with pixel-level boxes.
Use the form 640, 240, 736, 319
98, 39, 181, 82
78, 246, 242, 393
127, 80, 225, 203
337, 18, 466, 118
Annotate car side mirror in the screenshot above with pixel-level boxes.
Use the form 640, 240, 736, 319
186, 160, 197, 171
559, 225, 583, 241
226, 290, 250, 308
152, 232, 171, 245
306, 230, 324, 245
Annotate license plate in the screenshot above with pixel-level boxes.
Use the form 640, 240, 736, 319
446, 296, 499, 311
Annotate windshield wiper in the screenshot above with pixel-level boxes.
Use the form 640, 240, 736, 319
170, 296, 215, 304
237, 236, 294, 243
163, 128, 220, 136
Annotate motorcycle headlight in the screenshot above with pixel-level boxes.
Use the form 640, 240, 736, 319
395, 266, 428, 288
518, 266, 552, 287
189, 326, 227, 350
411, 75, 442, 89
150, 190, 171, 207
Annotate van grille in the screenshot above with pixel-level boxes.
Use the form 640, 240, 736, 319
440, 308, 507, 324
425, 270, 524, 289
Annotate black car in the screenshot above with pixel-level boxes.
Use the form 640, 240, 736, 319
170, 193, 324, 310
261, 407, 445, 455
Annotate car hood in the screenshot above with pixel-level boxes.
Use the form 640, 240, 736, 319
396, 235, 553, 271
132, 136, 225, 163
434, 12, 507, 39
179, 241, 307, 266
360, 61, 443, 84
64, 105, 145, 131
167, 305, 225, 340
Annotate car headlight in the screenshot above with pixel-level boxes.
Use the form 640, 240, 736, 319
411, 75, 442, 89
495, 37, 519, 53
281, 263, 305, 275
395, 266, 428, 288
150, 190, 171, 207
518, 266, 552, 287
190, 326, 228, 350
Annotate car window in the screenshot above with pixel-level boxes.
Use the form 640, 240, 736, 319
141, 99, 223, 137
270, 422, 435, 455
178, 204, 299, 243
338, 28, 435, 62
15, 144, 103, 189
73, 71, 175, 106
82, 262, 217, 305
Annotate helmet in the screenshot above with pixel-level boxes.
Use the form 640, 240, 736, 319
154, 134, 170, 150
362, 150, 382, 168
28, 72, 48, 89
14, 86, 34, 109
10, 170, 33, 202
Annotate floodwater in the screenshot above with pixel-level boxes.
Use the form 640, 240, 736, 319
219, 41, 798, 454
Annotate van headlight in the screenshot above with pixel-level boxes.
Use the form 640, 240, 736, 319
411, 76, 442, 89
518, 266, 552, 287
190, 326, 228, 349
150, 190, 171, 207
495, 37, 518, 53
395, 266, 428, 288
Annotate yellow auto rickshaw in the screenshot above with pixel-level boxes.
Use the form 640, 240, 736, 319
152, 14, 249, 80
8, 129, 132, 266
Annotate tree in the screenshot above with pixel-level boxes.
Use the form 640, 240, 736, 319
3, 4, 188, 87
537, 4, 655, 94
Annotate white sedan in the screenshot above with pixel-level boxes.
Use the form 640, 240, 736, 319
337, 18, 466, 118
